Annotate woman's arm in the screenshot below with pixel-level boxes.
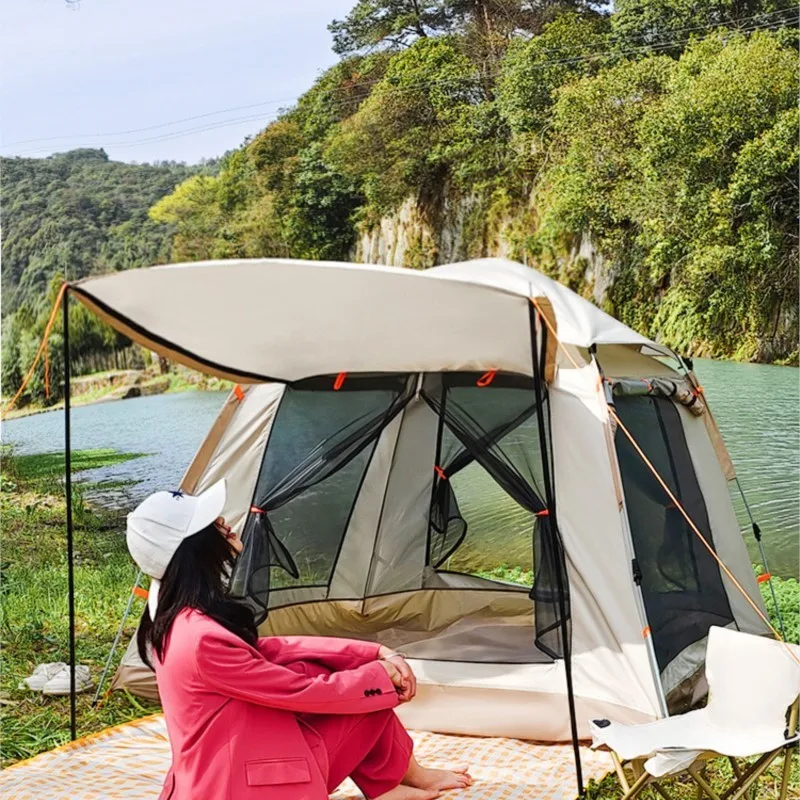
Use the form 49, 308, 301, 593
256, 635, 382, 670
197, 630, 401, 715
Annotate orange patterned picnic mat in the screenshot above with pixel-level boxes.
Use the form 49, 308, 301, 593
0, 714, 610, 799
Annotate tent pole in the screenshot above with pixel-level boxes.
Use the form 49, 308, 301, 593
63, 287, 77, 740
92, 569, 143, 707
529, 302, 584, 796
425, 381, 448, 565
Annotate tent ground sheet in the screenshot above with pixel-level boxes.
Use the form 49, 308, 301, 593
0, 714, 610, 799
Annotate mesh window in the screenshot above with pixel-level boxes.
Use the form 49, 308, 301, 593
267, 447, 374, 589
431, 419, 534, 580
422, 372, 569, 658
614, 395, 735, 671
229, 374, 414, 622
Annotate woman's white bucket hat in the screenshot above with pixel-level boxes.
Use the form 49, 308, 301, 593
126, 479, 226, 619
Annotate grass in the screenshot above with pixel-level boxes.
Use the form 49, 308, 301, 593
0, 448, 161, 767
1, 462, 797, 799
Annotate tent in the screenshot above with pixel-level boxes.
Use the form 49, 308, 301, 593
66, 257, 768, 776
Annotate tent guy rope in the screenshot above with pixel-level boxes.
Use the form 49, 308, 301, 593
1, 283, 66, 416
528, 295, 800, 667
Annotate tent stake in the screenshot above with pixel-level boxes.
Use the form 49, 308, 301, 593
529, 301, 584, 795
63, 287, 77, 740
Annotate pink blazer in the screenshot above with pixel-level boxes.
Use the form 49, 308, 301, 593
154, 608, 399, 800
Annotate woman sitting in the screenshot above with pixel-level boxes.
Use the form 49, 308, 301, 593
127, 480, 472, 799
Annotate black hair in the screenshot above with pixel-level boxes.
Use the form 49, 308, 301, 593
137, 523, 257, 668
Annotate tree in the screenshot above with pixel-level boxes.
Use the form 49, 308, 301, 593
497, 12, 610, 135
538, 31, 799, 359
329, 0, 451, 54
327, 36, 483, 213
149, 175, 224, 262
611, 0, 797, 53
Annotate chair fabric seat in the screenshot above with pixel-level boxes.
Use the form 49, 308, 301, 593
591, 711, 793, 762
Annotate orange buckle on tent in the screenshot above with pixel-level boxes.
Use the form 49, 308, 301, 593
334, 372, 347, 391
643, 626, 651, 639
132, 586, 148, 600
477, 370, 497, 387
233, 384, 245, 402
433, 465, 447, 481
250, 506, 266, 515
757, 573, 772, 584
535, 509, 550, 517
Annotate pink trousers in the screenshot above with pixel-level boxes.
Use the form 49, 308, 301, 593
299, 709, 414, 798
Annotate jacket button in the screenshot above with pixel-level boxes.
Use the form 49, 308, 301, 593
375, 688, 382, 695
364, 690, 370, 697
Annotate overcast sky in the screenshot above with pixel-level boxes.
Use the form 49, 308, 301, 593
0, 0, 353, 164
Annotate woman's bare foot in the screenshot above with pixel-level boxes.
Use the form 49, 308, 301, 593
403, 755, 473, 791
374, 786, 440, 800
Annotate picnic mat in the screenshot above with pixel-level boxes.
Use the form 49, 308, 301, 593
0, 714, 611, 799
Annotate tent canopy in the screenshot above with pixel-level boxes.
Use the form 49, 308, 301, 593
71, 257, 667, 383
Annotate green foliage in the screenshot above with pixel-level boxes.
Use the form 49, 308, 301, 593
1, 149, 196, 315
758, 571, 800, 645
537, 31, 799, 360
149, 174, 224, 261
327, 36, 486, 213
1, 149, 202, 402
497, 12, 610, 134
1, 275, 130, 407
283, 142, 363, 259
611, 0, 797, 53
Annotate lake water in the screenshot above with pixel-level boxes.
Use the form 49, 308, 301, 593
3, 359, 798, 577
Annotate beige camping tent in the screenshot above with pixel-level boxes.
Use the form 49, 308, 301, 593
68, 257, 768, 742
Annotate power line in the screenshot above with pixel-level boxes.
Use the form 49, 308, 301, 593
317, 12, 799, 112
7, 110, 285, 158
2, 96, 298, 149
3, 9, 795, 159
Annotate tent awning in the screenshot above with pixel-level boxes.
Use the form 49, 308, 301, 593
71, 257, 666, 383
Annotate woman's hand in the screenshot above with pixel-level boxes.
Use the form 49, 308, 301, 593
377, 658, 404, 694
378, 646, 416, 703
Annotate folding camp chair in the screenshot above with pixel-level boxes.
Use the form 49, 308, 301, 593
590, 625, 800, 800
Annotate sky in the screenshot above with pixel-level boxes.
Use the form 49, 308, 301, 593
0, 0, 354, 164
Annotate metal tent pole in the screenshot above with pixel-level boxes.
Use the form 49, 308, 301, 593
63, 288, 77, 740
92, 570, 143, 707
529, 302, 584, 796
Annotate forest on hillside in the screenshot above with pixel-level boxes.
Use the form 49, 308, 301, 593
0, 149, 206, 401
2, 0, 798, 406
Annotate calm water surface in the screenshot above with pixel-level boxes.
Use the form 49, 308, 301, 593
3, 359, 798, 577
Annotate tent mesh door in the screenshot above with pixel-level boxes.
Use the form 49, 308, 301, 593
614, 395, 735, 672
422, 372, 569, 659
230, 374, 415, 622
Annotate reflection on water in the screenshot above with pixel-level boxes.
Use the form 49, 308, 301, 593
3, 358, 798, 578
2, 393, 227, 503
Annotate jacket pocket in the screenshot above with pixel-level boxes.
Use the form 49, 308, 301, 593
245, 757, 311, 786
